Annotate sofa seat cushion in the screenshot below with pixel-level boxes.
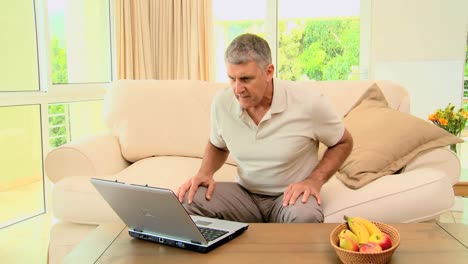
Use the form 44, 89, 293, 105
52, 156, 237, 224
52, 156, 454, 225
321, 167, 454, 223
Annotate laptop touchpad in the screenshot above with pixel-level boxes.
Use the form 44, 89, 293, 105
195, 220, 212, 226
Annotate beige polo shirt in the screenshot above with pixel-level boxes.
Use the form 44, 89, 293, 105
210, 79, 345, 195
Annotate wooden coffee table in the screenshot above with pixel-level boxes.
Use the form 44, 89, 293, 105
63, 222, 468, 264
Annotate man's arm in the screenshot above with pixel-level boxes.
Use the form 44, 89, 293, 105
198, 142, 230, 176
308, 128, 353, 190
283, 128, 353, 206
177, 141, 230, 203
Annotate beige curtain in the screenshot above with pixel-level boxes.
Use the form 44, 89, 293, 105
116, 0, 214, 80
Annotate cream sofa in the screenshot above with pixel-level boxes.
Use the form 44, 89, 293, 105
45, 79, 460, 262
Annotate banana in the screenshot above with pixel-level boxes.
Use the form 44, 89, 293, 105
338, 229, 359, 242
345, 218, 369, 244
346, 216, 382, 236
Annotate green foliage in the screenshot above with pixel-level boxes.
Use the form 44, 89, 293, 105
464, 80, 468, 97
278, 18, 360, 81
219, 17, 359, 81
220, 20, 266, 46
465, 41, 468, 76
48, 104, 69, 148
50, 36, 68, 84
48, 38, 69, 147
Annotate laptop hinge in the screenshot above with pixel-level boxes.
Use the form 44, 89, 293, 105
133, 228, 143, 233
190, 240, 202, 245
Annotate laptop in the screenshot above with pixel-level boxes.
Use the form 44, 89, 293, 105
90, 178, 249, 253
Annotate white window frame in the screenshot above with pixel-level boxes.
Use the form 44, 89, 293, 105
0, 0, 116, 159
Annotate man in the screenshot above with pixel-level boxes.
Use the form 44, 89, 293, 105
177, 33, 353, 223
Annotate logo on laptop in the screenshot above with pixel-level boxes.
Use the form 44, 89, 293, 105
140, 208, 157, 218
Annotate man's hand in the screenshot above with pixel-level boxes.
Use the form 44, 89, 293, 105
282, 178, 322, 207
177, 173, 216, 204
282, 128, 353, 207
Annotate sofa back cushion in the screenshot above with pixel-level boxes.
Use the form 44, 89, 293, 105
104, 80, 228, 162
295, 80, 410, 116
104, 79, 409, 163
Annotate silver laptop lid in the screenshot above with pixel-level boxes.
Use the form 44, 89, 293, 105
90, 178, 208, 244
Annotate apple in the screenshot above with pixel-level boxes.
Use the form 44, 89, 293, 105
369, 232, 392, 250
359, 242, 383, 253
339, 236, 360, 252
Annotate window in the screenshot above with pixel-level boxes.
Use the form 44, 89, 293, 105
47, 0, 110, 149
48, 101, 106, 148
212, 0, 268, 82
0, 0, 112, 229
48, 0, 111, 84
212, 0, 362, 82
278, 0, 360, 81
0, 1, 39, 92
0, 105, 43, 228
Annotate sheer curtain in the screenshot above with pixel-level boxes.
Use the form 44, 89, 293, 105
116, 0, 214, 80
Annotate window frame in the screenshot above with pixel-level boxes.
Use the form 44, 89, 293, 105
0, 0, 116, 155
0, 0, 116, 224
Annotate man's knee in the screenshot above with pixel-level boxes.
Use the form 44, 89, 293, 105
182, 186, 216, 217
283, 197, 324, 223
289, 207, 324, 223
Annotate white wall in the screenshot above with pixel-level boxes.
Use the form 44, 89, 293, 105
369, 0, 468, 119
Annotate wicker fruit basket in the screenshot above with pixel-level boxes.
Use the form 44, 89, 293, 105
330, 222, 401, 264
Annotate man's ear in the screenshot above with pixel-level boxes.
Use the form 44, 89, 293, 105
265, 63, 275, 79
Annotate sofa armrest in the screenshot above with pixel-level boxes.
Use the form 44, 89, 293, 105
45, 133, 130, 183
402, 147, 461, 186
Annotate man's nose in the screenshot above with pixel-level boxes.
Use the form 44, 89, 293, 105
233, 81, 244, 95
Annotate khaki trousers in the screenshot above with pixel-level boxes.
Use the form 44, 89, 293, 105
183, 182, 323, 223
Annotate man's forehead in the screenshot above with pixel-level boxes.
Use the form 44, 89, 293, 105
227, 62, 259, 76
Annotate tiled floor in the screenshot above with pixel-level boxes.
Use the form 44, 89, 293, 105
0, 212, 52, 264
0, 179, 53, 264
438, 196, 468, 225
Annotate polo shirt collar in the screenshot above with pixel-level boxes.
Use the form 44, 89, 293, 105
270, 78, 287, 114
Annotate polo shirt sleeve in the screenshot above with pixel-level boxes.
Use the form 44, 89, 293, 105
209, 93, 227, 149
312, 94, 345, 147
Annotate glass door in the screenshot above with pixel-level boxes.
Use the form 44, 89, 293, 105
0, 0, 45, 228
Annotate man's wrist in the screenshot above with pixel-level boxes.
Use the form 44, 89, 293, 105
305, 174, 327, 187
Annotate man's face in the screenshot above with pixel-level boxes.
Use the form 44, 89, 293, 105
226, 61, 274, 110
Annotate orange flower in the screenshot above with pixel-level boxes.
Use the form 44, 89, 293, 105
438, 118, 448, 126
429, 103, 467, 137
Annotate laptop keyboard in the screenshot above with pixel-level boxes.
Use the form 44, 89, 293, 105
198, 227, 228, 242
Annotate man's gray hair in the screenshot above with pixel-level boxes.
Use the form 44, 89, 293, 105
224, 33, 272, 69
